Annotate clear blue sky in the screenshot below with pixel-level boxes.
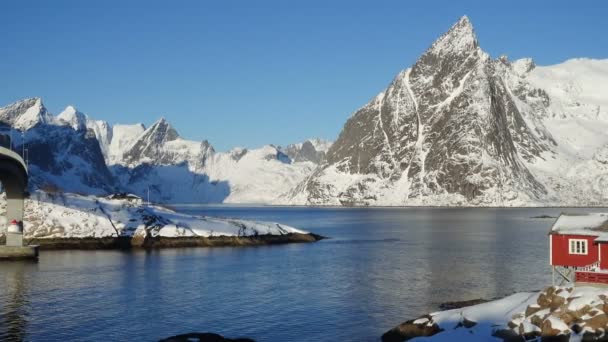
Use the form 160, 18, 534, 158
1, 0, 606, 151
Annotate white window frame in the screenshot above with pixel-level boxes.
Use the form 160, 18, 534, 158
569, 239, 588, 255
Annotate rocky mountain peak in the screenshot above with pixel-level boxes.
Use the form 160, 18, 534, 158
0, 97, 51, 130
121, 117, 181, 166
147, 117, 180, 142
57, 105, 87, 131
426, 15, 478, 57
288, 15, 561, 206
200, 139, 215, 155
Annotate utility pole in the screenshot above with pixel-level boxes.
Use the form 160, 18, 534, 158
147, 187, 150, 205
25, 149, 29, 170
21, 131, 25, 159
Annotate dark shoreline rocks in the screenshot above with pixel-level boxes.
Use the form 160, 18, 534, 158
0, 233, 325, 250
531, 215, 556, 219
159, 332, 255, 342
382, 298, 493, 342
381, 315, 443, 342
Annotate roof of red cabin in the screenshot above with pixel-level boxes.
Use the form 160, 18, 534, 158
551, 213, 608, 241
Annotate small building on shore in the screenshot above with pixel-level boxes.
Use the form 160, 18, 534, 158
550, 213, 608, 285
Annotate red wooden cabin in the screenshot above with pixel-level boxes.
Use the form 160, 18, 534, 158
550, 213, 608, 285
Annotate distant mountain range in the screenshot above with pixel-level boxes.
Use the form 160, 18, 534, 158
0, 97, 330, 203
1, 16, 607, 206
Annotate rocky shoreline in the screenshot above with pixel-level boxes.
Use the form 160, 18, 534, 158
382, 286, 608, 342
0, 233, 325, 250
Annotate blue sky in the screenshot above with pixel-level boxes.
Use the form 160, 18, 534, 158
1, 0, 606, 151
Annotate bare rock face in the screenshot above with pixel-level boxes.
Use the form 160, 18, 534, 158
122, 117, 181, 166
288, 16, 557, 206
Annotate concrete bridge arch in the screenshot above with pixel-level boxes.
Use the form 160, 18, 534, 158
0, 146, 28, 246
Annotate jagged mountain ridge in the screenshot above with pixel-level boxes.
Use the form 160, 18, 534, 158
285, 16, 608, 206
0, 98, 328, 203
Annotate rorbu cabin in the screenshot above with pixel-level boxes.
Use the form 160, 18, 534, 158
550, 213, 608, 285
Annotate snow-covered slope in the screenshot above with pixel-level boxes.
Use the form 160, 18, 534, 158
285, 16, 608, 206
111, 121, 316, 203
0, 191, 306, 239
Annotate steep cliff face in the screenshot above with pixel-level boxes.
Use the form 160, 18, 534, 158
286, 16, 607, 206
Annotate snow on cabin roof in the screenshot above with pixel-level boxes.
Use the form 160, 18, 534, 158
551, 213, 608, 237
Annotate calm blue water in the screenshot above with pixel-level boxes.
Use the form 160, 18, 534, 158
0, 207, 604, 341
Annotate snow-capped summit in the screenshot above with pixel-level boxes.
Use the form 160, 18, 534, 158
0, 97, 52, 130
57, 105, 87, 131
121, 117, 181, 166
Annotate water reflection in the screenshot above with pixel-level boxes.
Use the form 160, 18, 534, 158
0, 261, 36, 341
0, 207, 585, 341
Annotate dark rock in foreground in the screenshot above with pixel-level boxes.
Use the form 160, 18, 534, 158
159, 332, 255, 342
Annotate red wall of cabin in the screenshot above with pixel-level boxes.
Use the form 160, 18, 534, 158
600, 244, 608, 270
551, 234, 599, 267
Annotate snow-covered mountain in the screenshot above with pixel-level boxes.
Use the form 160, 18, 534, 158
285, 16, 608, 206
0, 99, 115, 195
0, 98, 322, 203
109, 117, 317, 203
1, 16, 606, 206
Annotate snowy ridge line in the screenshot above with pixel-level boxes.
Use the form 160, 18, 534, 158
0, 96, 332, 204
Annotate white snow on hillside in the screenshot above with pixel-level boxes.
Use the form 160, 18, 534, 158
106, 123, 146, 163
0, 191, 306, 239
527, 58, 608, 122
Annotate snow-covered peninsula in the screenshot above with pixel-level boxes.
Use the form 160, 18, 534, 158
0, 191, 322, 249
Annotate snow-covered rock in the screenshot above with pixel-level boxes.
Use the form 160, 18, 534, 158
57, 105, 87, 131
0, 97, 53, 130
281, 139, 332, 164
383, 286, 608, 341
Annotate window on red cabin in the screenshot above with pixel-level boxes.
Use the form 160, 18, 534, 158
569, 239, 588, 255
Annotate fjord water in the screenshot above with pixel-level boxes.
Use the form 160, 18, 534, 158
0, 207, 602, 341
